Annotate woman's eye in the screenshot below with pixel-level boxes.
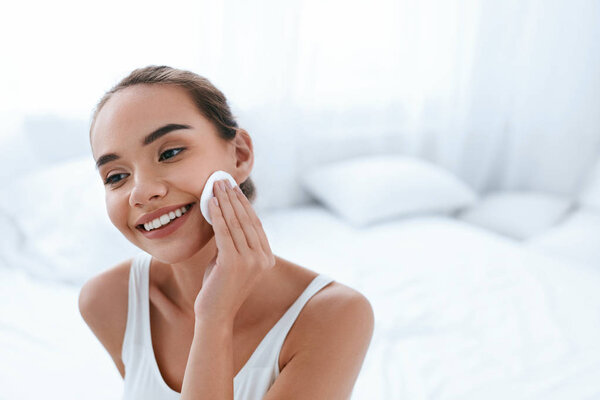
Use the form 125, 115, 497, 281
159, 147, 185, 161
104, 173, 128, 185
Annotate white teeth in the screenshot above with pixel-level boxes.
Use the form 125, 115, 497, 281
142, 204, 192, 232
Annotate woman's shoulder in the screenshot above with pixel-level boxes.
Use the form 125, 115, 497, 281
277, 256, 369, 311
78, 257, 135, 377
276, 258, 374, 377
300, 277, 372, 328
281, 256, 365, 300
278, 256, 374, 345
78, 257, 133, 316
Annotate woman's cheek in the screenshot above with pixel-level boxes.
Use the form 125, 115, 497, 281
175, 168, 210, 203
105, 194, 127, 232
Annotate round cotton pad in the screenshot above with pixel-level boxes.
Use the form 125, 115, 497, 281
200, 170, 238, 226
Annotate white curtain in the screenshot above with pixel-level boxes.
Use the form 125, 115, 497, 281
2, 0, 599, 203
195, 0, 600, 200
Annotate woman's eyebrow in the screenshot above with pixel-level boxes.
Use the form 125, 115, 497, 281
95, 123, 192, 170
142, 123, 192, 146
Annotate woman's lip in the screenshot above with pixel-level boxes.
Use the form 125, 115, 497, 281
136, 202, 195, 239
135, 202, 193, 226
135, 203, 194, 228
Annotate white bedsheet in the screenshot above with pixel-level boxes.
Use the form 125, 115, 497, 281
262, 207, 600, 399
1, 205, 599, 399
0, 266, 122, 400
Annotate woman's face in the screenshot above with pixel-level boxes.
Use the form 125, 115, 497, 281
90, 83, 252, 262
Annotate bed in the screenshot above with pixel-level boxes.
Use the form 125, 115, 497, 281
1, 153, 599, 399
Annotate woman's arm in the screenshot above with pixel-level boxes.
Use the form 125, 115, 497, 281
180, 179, 276, 399
180, 318, 234, 400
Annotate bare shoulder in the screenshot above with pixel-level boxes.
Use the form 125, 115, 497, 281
265, 279, 375, 399
78, 257, 134, 378
304, 281, 374, 337
288, 279, 375, 354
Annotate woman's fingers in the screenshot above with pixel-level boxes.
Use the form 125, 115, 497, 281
212, 180, 243, 253
212, 180, 251, 254
211, 179, 273, 269
231, 183, 274, 260
223, 180, 262, 252
209, 188, 234, 254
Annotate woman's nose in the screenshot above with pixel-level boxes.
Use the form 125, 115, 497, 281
129, 175, 168, 207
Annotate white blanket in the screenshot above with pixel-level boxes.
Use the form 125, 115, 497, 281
1, 205, 599, 399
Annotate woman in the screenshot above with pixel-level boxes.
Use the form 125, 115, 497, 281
78, 65, 374, 400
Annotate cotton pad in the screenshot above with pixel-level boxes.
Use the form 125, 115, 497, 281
200, 170, 238, 226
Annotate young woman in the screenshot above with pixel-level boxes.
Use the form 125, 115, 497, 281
78, 65, 374, 400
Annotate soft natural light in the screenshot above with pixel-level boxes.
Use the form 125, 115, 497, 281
1, 2, 599, 398
1, 0, 203, 118
1, 0, 480, 117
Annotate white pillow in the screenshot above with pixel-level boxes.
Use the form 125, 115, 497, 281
579, 157, 600, 212
526, 208, 600, 269
0, 156, 139, 286
458, 191, 573, 240
300, 155, 478, 227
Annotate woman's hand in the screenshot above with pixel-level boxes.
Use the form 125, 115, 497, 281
194, 178, 276, 325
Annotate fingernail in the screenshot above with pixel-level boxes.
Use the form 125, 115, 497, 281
225, 179, 232, 189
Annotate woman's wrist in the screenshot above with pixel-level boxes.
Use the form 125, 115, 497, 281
182, 312, 235, 399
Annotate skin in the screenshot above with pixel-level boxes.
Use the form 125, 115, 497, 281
84, 83, 375, 399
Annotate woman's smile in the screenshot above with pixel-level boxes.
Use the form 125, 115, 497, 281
135, 202, 194, 230
136, 202, 196, 239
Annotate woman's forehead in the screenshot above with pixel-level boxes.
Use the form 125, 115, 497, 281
98, 85, 198, 127
91, 84, 205, 150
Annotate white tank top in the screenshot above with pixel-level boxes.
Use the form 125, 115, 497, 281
121, 251, 334, 400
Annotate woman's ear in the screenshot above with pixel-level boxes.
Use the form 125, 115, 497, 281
232, 129, 254, 182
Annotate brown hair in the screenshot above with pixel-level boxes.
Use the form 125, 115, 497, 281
89, 65, 256, 203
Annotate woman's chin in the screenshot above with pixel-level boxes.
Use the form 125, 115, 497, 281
138, 232, 216, 265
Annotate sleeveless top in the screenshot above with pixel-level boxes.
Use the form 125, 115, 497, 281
121, 251, 335, 400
